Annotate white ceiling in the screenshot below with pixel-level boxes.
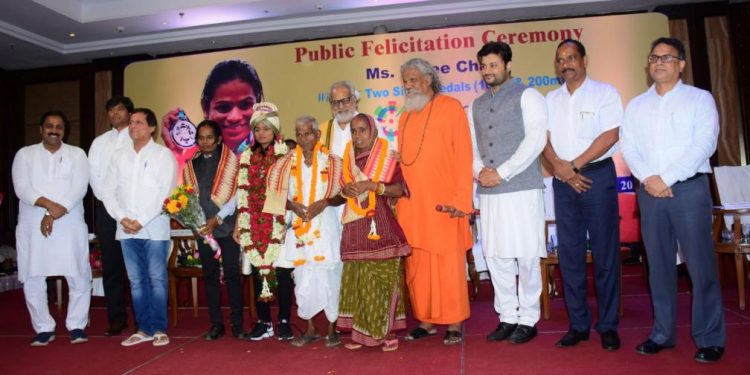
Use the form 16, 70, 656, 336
0, 0, 713, 70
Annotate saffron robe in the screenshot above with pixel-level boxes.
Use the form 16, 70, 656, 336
396, 94, 473, 324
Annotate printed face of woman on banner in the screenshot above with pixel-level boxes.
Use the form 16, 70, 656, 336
201, 59, 265, 154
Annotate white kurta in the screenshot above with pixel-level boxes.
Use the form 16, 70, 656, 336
12, 143, 91, 282
281, 158, 342, 321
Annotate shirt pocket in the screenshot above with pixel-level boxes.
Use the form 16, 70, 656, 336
668, 111, 693, 146
141, 165, 162, 188
55, 158, 74, 179
577, 108, 598, 141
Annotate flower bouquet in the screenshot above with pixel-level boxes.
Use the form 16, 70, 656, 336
163, 185, 222, 260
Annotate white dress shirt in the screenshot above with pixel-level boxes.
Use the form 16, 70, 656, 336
546, 77, 623, 161
12, 143, 90, 281
620, 80, 719, 186
101, 139, 177, 240
468, 87, 548, 181
88, 127, 132, 201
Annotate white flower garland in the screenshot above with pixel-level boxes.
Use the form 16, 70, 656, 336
289, 146, 330, 265
237, 146, 286, 282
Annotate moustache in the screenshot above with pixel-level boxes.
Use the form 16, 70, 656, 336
562, 68, 574, 74
46, 133, 61, 137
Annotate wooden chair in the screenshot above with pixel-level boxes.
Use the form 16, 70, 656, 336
540, 220, 627, 320
712, 207, 750, 310
167, 235, 256, 326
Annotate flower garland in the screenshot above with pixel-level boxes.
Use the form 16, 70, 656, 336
237, 141, 287, 301
342, 139, 388, 240
289, 143, 329, 265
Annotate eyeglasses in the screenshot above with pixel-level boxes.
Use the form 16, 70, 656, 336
647, 54, 682, 64
329, 95, 354, 107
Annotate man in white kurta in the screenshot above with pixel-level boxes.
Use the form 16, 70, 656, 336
12, 111, 91, 346
469, 42, 547, 344
265, 116, 344, 348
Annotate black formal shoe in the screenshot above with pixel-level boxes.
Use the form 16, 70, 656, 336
487, 322, 518, 342
104, 321, 128, 337
231, 324, 245, 340
555, 329, 589, 348
204, 325, 225, 341
600, 330, 620, 351
508, 325, 537, 344
694, 346, 724, 363
635, 339, 673, 355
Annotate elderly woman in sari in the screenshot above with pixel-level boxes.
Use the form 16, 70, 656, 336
337, 113, 410, 351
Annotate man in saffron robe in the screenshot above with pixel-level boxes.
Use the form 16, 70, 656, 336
397, 58, 474, 345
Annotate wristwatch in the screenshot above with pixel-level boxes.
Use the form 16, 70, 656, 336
44, 210, 51, 217
570, 160, 580, 173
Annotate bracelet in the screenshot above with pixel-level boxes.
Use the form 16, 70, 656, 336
376, 182, 386, 195
570, 160, 580, 173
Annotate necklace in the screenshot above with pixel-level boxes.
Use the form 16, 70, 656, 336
342, 139, 387, 217
292, 144, 321, 238
398, 95, 436, 167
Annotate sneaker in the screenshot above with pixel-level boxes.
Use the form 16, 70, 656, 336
30, 332, 55, 347
277, 320, 293, 341
247, 321, 274, 341
69, 329, 88, 344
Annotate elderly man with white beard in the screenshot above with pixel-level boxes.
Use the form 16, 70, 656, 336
320, 80, 388, 158
396, 58, 474, 345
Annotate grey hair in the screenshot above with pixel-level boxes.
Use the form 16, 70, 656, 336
295, 115, 319, 131
400, 58, 442, 93
329, 80, 360, 100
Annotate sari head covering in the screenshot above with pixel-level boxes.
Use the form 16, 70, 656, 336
250, 102, 280, 136
351, 113, 378, 150
341, 113, 397, 224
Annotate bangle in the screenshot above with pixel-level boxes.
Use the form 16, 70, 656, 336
376, 183, 386, 195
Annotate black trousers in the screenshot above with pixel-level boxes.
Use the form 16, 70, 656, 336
197, 236, 243, 327
252, 266, 294, 323
553, 161, 620, 333
95, 199, 128, 324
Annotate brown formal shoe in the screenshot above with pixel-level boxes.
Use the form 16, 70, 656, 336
104, 321, 128, 337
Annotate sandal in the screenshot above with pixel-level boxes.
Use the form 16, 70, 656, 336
404, 326, 437, 341
345, 342, 363, 350
443, 330, 463, 345
325, 333, 341, 348
382, 337, 399, 352
291, 334, 320, 347
153, 332, 170, 347
121, 332, 153, 347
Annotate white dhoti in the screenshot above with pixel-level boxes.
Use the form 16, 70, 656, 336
480, 189, 545, 326
293, 262, 343, 321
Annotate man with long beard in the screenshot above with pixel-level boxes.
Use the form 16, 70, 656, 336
469, 42, 547, 344
396, 58, 474, 345
321, 80, 389, 158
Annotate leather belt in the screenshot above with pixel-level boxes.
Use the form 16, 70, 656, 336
580, 157, 613, 172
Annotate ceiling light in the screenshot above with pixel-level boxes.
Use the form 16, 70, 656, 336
69, 32, 76, 38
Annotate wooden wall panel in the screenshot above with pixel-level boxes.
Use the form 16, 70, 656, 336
706, 16, 742, 166
94, 70, 112, 138
23, 81, 80, 146
668, 19, 694, 85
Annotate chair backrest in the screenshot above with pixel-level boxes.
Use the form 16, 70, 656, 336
713, 166, 750, 227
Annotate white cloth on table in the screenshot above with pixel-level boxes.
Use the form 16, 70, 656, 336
12, 143, 91, 282
101, 139, 177, 241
